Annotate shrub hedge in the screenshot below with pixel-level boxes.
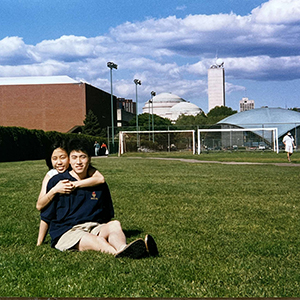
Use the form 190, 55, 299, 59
0, 126, 100, 163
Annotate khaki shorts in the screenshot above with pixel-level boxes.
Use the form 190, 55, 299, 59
55, 222, 105, 251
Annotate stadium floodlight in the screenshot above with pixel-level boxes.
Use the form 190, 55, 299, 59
107, 62, 118, 69
151, 91, 156, 142
134, 79, 142, 147
148, 98, 152, 140
107, 61, 118, 147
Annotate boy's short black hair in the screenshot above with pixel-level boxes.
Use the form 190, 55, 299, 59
45, 140, 68, 170
68, 138, 93, 157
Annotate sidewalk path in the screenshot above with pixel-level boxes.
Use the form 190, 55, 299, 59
122, 156, 300, 167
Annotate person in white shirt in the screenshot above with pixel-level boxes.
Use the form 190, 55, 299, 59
282, 132, 295, 162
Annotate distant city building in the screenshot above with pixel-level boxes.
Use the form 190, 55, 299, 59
117, 98, 136, 114
142, 92, 202, 122
116, 98, 136, 127
208, 59, 225, 112
240, 97, 255, 112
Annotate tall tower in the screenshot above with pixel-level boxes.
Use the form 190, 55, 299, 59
208, 59, 225, 111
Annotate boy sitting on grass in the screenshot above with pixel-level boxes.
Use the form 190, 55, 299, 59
40, 138, 158, 259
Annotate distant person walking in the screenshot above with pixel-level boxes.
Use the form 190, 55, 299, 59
283, 132, 295, 162
101, 142, 108, 156
94, 141, 100, 156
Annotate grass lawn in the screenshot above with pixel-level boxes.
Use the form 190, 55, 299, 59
122, 149, 300, 164
0, 152, 299, 297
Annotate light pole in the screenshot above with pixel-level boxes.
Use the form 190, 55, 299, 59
107, 61, 118, 148
148, 98, 152, 140
151, 91, 156, 142
134, 79, 141, 148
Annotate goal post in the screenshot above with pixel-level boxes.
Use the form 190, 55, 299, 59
197, 127, 279, 154
119, 130, 196, 156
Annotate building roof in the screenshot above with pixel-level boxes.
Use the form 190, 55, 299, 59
0, 75, 79, 86
153, 92, 185, 103
170, 101, 202, 121
143, 92, 203, 121
218, 107, 300, 138
170, 101, 201, 112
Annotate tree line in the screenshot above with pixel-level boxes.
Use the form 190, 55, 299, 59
83, 106, 238, 136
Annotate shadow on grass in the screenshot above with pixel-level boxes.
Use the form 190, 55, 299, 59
123, 228, 142, 239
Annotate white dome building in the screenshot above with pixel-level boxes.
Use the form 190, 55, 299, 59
170, 102, 202, 120
142, 92, 202, 122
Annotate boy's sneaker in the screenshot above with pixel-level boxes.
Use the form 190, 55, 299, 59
115, 239, 147, 259
145, 234, 159, 257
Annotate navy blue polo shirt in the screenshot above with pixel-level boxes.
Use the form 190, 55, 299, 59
41, 171, 114, 247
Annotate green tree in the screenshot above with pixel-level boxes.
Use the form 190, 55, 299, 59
82, 110, 103, 136
175, 107, 237, 128
129, 113, 173, 130
175, 112, 208, 128
291, 107, 300, 113
195, 112, 209, 126
207, 106, 237, 118
176, 114, 196, 126
206, 106, 237, 124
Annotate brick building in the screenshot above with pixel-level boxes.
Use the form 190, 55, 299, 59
0, 76, 134, 133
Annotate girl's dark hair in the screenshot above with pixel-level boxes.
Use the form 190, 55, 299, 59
45, 140, 68, 170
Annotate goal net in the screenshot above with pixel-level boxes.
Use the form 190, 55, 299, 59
119, 130, 195, 155
197, 127, 279, 154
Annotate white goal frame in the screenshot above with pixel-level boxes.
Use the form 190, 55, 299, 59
197, 127, 279, 154
119, 130, 196, 156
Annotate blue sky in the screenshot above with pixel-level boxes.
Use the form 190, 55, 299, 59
0, 0, 300, 113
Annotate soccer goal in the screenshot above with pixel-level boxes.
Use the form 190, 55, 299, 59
119, 130, 196, 155
197, 127, 279, 154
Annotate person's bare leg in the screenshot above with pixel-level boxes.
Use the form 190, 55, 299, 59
98, 220, 127, 252
74, 221, 126, 254
76, 232, 117, 254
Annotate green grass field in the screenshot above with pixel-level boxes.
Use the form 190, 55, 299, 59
122, 149, 300, 164
0, 152, 300, 297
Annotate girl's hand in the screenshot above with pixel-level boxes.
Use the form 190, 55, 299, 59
71, 181, 79, 190
54, 179, 74, 194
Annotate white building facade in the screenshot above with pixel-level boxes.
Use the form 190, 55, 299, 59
142, 92, 202, 122
208, 61, 225, 111
239, 97, 255, 112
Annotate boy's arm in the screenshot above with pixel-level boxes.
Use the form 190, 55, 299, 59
73, 168, 105, 189
37, 220, 49, 246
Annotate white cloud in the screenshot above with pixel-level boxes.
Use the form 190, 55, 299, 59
224, 55, 300, 80
0, 36, 35, 64
176, 5, 187, 11
109, 6, 300, 58
0, 60, 69, 77
35, 35, 111, 61
0, 0, 300, 111
251, 0, 300, 24
225, 82, 245, 94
